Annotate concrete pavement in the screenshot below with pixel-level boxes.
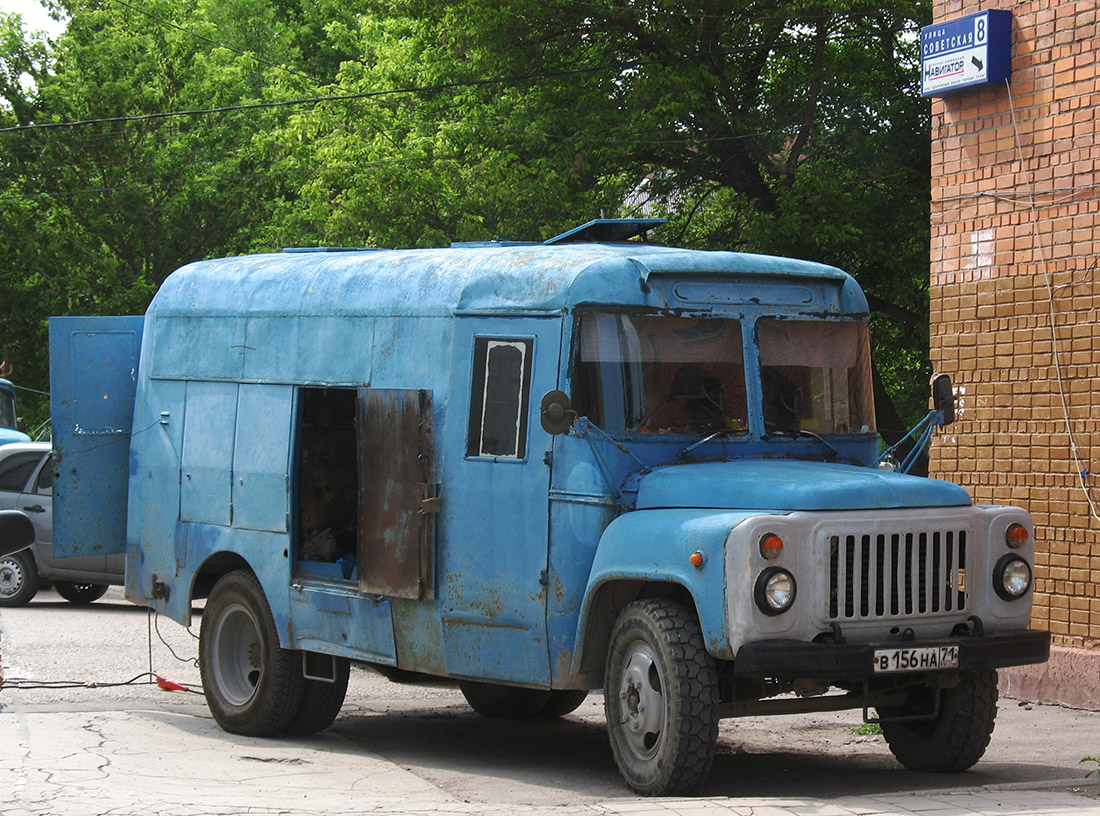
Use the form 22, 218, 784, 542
2, 698, 1098, 816
2, 587, 1100, 816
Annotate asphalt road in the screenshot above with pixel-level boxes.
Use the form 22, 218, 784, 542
2, 586, 1099, 810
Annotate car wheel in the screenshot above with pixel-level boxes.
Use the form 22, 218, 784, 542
53, 581, 109, 605
199, 570, 305, 736
604, 598, 719, 796
0, 550, 39, 607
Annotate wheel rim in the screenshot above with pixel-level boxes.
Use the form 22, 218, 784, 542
0, 557, 25, 598
616, 639, 665, 761
211, 602, 264, 706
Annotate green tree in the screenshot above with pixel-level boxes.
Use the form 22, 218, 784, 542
269, 0, 932, 431
0, 0, 353, 423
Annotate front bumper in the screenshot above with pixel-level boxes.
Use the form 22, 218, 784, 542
734, 629, 1050, 681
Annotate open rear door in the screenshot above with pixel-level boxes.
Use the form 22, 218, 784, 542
49, 316, 144, 557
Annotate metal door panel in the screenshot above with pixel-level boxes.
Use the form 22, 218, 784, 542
180, 381, 238, 526
439, 315, 561, 685
49, 316, 143, 557
232, 384, 293, 532
357, 388, 436, 600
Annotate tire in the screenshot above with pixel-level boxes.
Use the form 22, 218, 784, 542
54, 581, 109, 605
199, 570, 305, 737
538, 690, 589, 718
286, 655, 350, 735
460, 680, 553, 719
604, 599, 719, 796
0, 550, 39, 607
879, 669, 999, 772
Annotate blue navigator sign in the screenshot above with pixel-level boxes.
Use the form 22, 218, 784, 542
921, 9, 1012, 98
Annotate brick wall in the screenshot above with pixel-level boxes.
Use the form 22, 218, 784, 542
929, 0, 1100, 663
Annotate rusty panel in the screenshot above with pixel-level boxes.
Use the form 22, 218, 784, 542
357, 388, 437, 600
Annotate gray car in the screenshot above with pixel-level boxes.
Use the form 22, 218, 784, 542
0, 441, 124, 606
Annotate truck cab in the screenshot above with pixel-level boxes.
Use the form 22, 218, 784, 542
49, 220, 1048, 795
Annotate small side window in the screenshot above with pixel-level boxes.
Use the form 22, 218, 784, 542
35, 454, 53, 494
467, 337, 533, 459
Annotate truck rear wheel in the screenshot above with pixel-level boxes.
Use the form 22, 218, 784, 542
286, 655, 350, 735
604, 599, 718, 796
539, 690, 588, 718
200, 570, 305, 736
879, 669, 998, 772
459, 680, 552, 718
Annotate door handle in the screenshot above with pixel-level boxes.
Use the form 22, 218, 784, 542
21, 505, 45, 513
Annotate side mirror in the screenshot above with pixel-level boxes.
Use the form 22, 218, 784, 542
931, 374, 955, 426
540, 390, 576, 435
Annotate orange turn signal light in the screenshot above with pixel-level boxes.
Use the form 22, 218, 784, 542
690, 551, 705, 568
760, 533, 784, 560
1006, 523, 1029, 548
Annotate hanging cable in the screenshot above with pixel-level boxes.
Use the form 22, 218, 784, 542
1004, 79, 1100, 525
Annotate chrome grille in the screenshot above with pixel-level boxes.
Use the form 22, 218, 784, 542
827, 530, 968, 620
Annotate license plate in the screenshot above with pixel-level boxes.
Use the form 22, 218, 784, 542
873, 645, 959, 673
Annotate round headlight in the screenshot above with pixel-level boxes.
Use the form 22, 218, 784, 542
994, 554, 1032, 600
754, 568, 796, 616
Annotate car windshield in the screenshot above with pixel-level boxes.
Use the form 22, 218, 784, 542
573, 314, 747, 435
758, 319, 875, 435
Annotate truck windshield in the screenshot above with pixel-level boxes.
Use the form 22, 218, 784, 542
0, 390, 15, 429
758, 319, 875, 435
573, 314, 747, 435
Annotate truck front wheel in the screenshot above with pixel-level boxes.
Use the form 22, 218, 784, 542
200, 570, 305, 736
604, 599, 718, 795
878, 669, 998, 772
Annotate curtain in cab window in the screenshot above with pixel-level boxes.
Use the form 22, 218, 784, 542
757, 320, 875, 434
467, 338, 533, 458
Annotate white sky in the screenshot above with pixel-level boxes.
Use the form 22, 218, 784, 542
0, 0, 67, 36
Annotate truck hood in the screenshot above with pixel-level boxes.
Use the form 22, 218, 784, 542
635, 459, 971, 511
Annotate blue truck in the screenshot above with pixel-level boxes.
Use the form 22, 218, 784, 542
0, 378, 31, 447
49, 219, 1048, 795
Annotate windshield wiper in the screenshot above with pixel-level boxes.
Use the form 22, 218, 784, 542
764, 429, 839, 459
676, 428, 736, 460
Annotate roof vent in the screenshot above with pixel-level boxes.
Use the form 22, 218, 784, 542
543, 218, 667, 245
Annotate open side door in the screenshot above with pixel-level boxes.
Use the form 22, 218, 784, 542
49, 316, 144, 557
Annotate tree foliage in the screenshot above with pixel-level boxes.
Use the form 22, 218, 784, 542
0, 0, 932, 433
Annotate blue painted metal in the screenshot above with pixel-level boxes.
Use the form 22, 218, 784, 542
574, 508, 757, 664
873, 409, 947, 474
440, 315, 560, 685
49, 316, 144, 557
49, 229, 993, 695
0, 380, 30, 446
636, 460, 972, 512
543, 218, 667, 244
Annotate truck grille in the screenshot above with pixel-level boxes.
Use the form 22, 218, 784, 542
827, 530, 968, 620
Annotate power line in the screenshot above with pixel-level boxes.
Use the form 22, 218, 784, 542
0, 29, 918, 137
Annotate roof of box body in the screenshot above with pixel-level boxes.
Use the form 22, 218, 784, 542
148, 243, 868, 318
